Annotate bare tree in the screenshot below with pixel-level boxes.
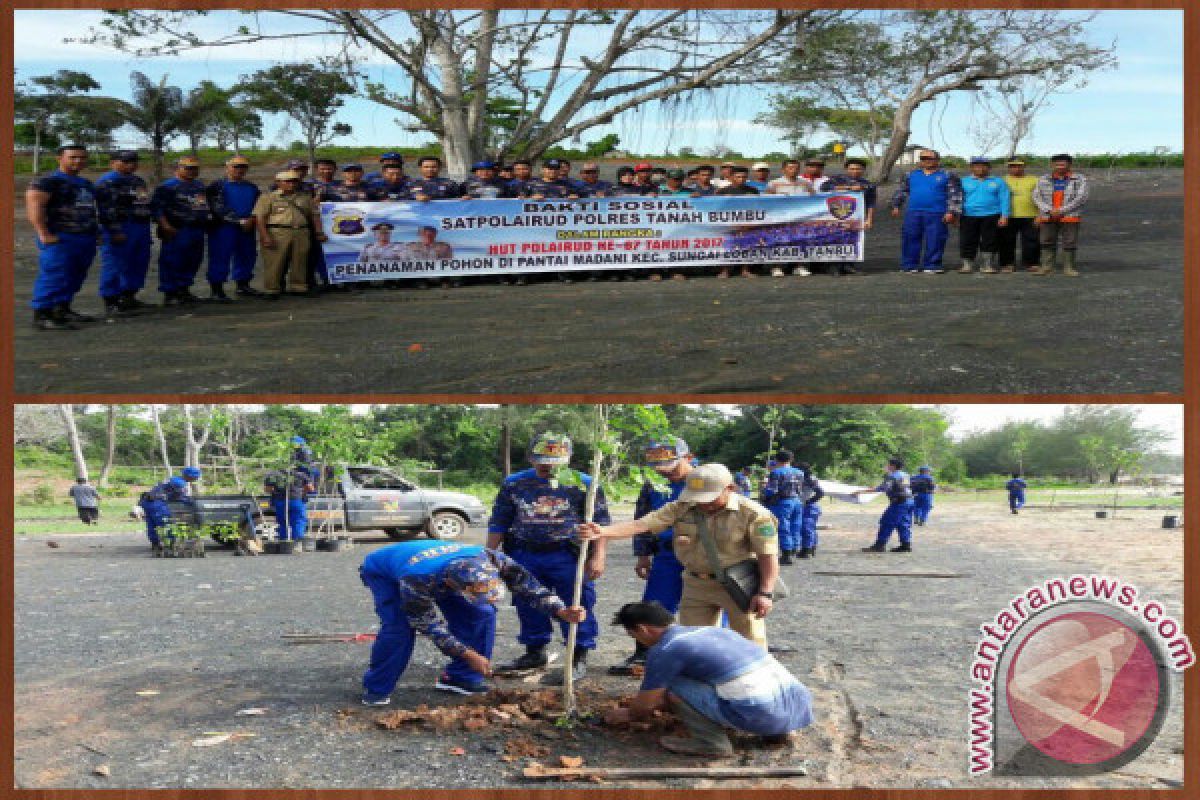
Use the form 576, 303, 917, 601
98, 405, 118, 487
57, 404, 89, 481
149, 405, 172, 473
181, 404, 215, 469
969, 72, 1082, 159
84, 10, 833, 176
774, 11, 1115, 181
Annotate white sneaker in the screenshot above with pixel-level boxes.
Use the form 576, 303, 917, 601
770, 267, 785, 277
792, 267, 811, 277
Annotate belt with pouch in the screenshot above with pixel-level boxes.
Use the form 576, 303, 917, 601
267, 224, 309, 229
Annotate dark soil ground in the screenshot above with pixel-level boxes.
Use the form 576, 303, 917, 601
14, 499, 1184, 789
11, 168, 1182, 395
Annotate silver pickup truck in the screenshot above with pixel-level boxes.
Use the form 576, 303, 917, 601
260, 463, 488, 540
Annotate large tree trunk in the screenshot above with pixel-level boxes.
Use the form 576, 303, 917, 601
873, 94, 920, 183
150, 405, 172, 473
58, 404, 89, 482
181, 404, 214, 472
500, 405, 512, 476
98, 405, 118, 487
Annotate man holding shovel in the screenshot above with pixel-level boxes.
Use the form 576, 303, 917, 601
488, 433, 610, 681
359, 541, 586, 704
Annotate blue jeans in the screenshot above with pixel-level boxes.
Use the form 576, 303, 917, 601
158, 226, 205, 293
913, 493, 934, 524
360, 570, 495, 696
875, 501, 915, 546
100, 223, 153, 298
207, 223, 257, 284
900, 211, 949, 271
770, 498, 803, 551
669, 674, 814, 736
800, 503, 821, 549
32, 233, 97, 309
272, 498, 308, 540
509, 545, 597, 650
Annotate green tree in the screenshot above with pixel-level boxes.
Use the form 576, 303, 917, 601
238, 60, 357, 166
14, 70, 102, 173
123, 71, 185, 179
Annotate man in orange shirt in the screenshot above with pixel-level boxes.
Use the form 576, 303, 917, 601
1031, 154, 1089, 277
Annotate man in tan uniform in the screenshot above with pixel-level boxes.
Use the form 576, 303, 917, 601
252, 170, 326, 298
579, 463, 780, 648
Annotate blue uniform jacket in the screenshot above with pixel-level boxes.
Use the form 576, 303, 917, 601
31, 170, 99, 234
1006, 478, 1027, 493
875, 470, 914, 503
890, 169, 963, 214
961, 175, 1012, 217
462, 177, 512, 199
489, 469, 611, 546
632, 475, 687, 556
362, 542, 566, 657
151, 178, 212, 228
763, 465, 804, 502
911, 474, 937, 494
95, 171, 152, 231
206, 178, 261, 224
519, 179, 577, 199
408, 177, 463, 200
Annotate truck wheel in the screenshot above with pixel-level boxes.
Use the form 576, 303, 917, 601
427, 512, 467, 540
385, 528, 417, 541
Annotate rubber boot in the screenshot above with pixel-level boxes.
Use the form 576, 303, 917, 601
236, 281, 265, 297
980, 252, 997, 274
209, 282, 233, 303
496, 645, 549, 674
1036, 250, 1056, 276
779, 550, 794, 565
122, 291, 151, 310
861, 542, 886, 553
891, 542, 913, 553
58, 304, 97, 323
1062, 250, 1080, 277
957, 258, 974, 274
797, 547, 812, 559
662, 696, 734, 757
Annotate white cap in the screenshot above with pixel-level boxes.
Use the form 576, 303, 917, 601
751, 161, 771, 171
677, 463, 734, 503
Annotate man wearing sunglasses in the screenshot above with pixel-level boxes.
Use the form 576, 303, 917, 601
889, 149, 962, 274
359, 541, 586, 704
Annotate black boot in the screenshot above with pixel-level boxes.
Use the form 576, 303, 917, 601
236, 281, 265, 297
779, 550, 794, 565
162, 292, 185, 308
608, 643, 648, 675
58, 304, 97, 323
177, 288, 201, 305
797, 547, 812, 559
496, 645, 549, 674
122, 292, 151, 310
891, 542, 913, 553
861, 543, 886, 553
32, 308, 76, 331
209, 282, 233, 303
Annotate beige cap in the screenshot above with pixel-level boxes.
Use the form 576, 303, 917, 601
275, 170, 301, 181
751, 161, 771, 171
677, 463, 735, 504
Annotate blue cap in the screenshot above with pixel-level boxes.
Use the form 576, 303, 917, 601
919, 465, 933, 472
169, 476, 187, 489
379, 152, 404, 163
341, 163, 363, 171
472, 160, 497, 171
111, 150, 140, 162
181, 466, 201, 480
543, 158, 564, 169
643, 437, 689, 466
969, 156, 991, 165
291, 436, 306, 445
444, 555, 503, 604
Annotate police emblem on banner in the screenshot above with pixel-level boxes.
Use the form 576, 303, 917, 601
332, 210, 366, 236
827, 195, 857, 220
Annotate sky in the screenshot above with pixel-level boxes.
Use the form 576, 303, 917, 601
13, 9, 1183, 158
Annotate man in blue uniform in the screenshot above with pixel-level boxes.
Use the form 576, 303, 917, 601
312, 159, 338, 198
138, 472, 197, 555
151, 156, 212, 306
409, 156, 463, 200
364, 151, 405, 187
359, 541, 587, 703
506, 160, 534, 197
610, 437, 697, 675
374, 163, 414, 202
321, 163, 378, 202
488, 433, 610, 680
763, 450, 805, 564
911, 465, 936, 526
1006, 473, 1027, 514
25, 144, 101, 330
957, 157, 1011, 274
794, 461, 825, 559
264, 465, 314, 543
857, 458, 915, 553
291, 435, 319, 481
734, 467, 753, 497
205, 155, 262, 301
519, 159, 580, 200
605, 602, 814, 756
825, 158, 876, 276
575, 162, 612, 197
95, 150, 154, 318
461, 161, 511, 199
889, 149, 963, 274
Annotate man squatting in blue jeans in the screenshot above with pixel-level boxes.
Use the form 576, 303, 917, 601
359, 540, 586, 704
604, 601, 814, 757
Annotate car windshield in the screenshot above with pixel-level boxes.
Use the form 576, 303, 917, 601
348, 468, 414, 490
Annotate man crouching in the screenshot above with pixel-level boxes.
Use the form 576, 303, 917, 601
604, 601, 814, 756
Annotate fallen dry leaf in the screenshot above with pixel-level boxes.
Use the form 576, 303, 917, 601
46, 541, 60, 548
93, 765, 110, 777
463, 717, 489, 732
559, 755, 584, 768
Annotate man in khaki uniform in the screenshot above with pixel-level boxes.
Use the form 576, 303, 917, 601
579, 463, 780, 648
252, 170, 326, 298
